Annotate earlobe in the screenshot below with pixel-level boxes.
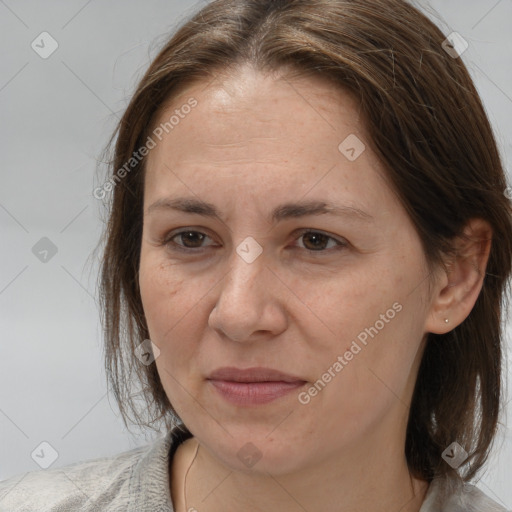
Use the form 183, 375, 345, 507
424, 218, 492, 335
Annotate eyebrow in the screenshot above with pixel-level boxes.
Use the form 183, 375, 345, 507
146, 197, 374, 223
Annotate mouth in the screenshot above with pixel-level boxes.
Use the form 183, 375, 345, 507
206, 366, 308, 406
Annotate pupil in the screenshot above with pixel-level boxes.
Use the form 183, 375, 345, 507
183, 232, 203, 247
304, 233, 326, 250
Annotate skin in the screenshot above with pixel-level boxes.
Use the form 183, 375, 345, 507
138, 64, 492, 512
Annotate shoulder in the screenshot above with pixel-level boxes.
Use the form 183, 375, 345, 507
0, 446, 139, 512
0, 425, 191, 512
0, 443, 149, 512
421, 475, 509, 512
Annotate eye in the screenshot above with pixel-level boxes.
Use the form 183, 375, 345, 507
292, 229, 347, 253
162, 228, 347, 254
164, 230, 217, 252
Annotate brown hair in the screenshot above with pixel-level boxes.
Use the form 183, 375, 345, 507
97, 0, 512, 482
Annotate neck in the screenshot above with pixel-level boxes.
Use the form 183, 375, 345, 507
177, 426, 429, 512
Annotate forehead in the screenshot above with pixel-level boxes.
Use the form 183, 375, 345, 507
143, 65, 393, 213
151, 66, 365, 159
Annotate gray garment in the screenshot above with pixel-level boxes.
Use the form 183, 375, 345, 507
0, 425, 508, 512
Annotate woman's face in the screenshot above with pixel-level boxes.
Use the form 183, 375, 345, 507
139, 65, 438, 475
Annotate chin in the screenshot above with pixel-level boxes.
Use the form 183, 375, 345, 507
197, 426, 313, 476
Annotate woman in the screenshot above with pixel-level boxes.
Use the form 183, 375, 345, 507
1, 0, 511, 510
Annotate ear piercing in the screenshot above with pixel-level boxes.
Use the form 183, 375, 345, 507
444, 318, 449, 323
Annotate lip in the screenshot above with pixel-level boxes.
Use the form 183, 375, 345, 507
207, 366, 306, 383
206, 367, 307, 406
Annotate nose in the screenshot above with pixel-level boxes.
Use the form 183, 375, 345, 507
208, 245, 288, 343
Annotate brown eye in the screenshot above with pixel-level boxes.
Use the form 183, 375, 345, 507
163, 228, 346, 255
294, 230, 346, 253
165, 230, 215, 251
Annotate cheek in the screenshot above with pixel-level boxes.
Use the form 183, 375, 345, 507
138, 251, 195, 355
306, 309, 420, 446
140, 258, 180, 324
138, 249, 219, 367
311, 264, 395, 343
311, 261, 422, 391
139, 254, 201, 407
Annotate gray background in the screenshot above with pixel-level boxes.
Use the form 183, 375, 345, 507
0, 0, 511, 507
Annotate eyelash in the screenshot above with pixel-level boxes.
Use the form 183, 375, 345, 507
161, 228, 347, 255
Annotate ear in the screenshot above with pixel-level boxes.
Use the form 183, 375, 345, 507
424, 218, 492, 335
